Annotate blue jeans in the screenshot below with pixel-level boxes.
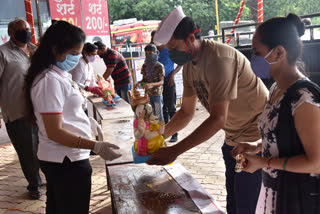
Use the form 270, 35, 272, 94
115, 83, 132, 104
222, 142, 261, 214
149, 95, 164, 122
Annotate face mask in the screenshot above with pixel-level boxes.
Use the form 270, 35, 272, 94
56, 54, 81, 71
169, 39, 194, 65
250, 49, 278, 79
86, 55, 96, 63
169, 50, 193, 66
14, 29, 32, 44
145, 53, 158, 65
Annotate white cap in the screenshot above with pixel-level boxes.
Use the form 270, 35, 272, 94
153, 6, 186, 46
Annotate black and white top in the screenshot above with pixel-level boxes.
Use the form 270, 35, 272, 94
256, 79, 320, 214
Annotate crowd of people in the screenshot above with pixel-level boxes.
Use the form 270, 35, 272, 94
0, 5, 319, 214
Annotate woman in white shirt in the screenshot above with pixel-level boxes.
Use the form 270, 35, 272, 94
71, 42, 104, 97
24, 21, 121, 214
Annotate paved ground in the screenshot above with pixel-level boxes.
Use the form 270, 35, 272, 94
0, 104, 227, 213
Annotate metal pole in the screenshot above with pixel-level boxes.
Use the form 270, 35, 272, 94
35, 0, 42, 36
257, 0, 263, 22
24, 0, 37, 44
215, 0, 220, 35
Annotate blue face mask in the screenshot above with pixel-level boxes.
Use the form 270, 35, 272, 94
250, 49, 278, 79
56, 54, 81, 71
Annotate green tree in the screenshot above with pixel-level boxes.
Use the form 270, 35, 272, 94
107, 0, 320, 35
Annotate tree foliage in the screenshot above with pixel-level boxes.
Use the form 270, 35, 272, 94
108, 0, 320, 36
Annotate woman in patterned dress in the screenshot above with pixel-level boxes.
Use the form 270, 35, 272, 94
233, 13, 320, 214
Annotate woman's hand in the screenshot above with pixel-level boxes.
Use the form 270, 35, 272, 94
242, 153, 266, 173
93, 141, 121, 161
86, 86, 104, 97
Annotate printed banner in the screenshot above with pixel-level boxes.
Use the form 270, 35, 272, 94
48, 0, 82, 28
81, 0, 110, 36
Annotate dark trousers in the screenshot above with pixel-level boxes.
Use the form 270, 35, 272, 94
40, 157, 92, 214
162, 77, 177, 124
222, 142, 261, 214
5, 118, 42, 191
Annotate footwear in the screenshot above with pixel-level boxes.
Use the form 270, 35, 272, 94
29, 190, 41, 200
169, 134, 178, 143
90, 151, 97, 155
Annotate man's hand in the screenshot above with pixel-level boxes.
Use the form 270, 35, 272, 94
168, 72, 175, 86
93, 141, 121, 161
147, 146, 179, 165
232, 142, 261, 157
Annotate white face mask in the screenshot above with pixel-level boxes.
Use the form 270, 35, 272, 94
86, 55, 96, 63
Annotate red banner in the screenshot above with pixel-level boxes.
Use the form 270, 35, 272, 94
48, 0, 82, 28
81, 0, 110, 36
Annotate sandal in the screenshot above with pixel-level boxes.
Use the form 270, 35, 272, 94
29, 190, 41, 200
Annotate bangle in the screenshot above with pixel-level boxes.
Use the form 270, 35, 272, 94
77, 136, 82, 148
267, 157, 273, 169
283, 158, 289, 171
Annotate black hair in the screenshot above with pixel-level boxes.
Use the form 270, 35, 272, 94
173, 17, 201, 40
94, 41, 106, 50
25, 21, 86, 123
83, 42, 98, 54
302, 18, 312, 26
256, 13, 305, 65
82, 42, 98, 63
144, 43, 157, 52
150, 30, 156, 43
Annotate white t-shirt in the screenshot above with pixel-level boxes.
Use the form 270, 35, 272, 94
31, 65, 91, 163
71, 57, 97, 89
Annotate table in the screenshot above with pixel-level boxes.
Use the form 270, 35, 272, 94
108, 164, 201, 214
87, 96, 134, 122
88, 96, 224, 214
102, 118, 134, 166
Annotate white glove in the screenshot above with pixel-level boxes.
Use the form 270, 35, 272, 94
93, 141, 121, 161
89, 117, 104, 141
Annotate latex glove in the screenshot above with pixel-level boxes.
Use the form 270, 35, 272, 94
87, 86, 104, 97
89, 117, 104, 141
93, 141, 121, 161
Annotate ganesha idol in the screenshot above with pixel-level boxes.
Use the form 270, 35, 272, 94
128, 87, 165, 163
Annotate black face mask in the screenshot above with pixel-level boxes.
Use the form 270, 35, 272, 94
169, 50, 193, 65
14, 29, 32, 44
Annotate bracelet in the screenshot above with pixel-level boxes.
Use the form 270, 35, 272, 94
267, 157, 273, 169
283, 158, 289, 171
77, 136, 82, 148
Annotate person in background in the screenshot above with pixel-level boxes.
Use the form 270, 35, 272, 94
0, 18, 42, 200
151, 30, 181, 142
136, 43, 164, 121
25, 21, 121, 213
71, 42, 104, 97
233, 13, 320, 214
94, 41, 133, 103
147, 7, 268, 214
